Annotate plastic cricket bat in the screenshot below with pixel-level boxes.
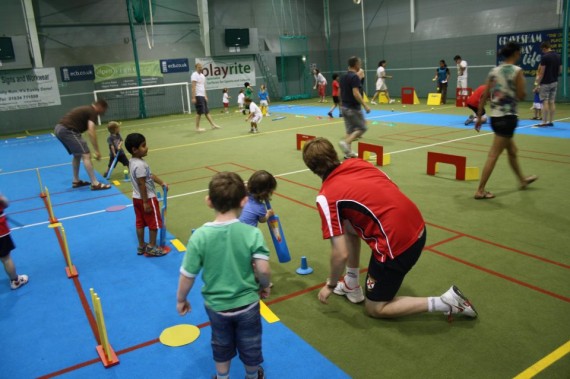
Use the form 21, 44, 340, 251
159, 185, 168, 247
105, 141, 123, 180
265, 200, 291, 263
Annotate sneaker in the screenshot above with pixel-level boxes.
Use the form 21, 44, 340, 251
137, 244, 148, 256
144, 246, 166, 257
333, 278, 365, 303
346, 151, 358, 158
11, 274, 29, 290
327, 112, 333, 118
370, 101, 377, 105
464, 116, 475, 126
440, 285, 478, 318
338, 140, 350, 155
253, 129, 258, 133
250, 128, 254, 133
389, 99, 395, 104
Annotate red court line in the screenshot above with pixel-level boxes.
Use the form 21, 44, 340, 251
426, 247, 570, 303
379, 135, 570, 165
37, 322, 212, 378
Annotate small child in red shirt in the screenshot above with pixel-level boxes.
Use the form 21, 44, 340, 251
327, 73, 342, 118
0, 193, 28, 290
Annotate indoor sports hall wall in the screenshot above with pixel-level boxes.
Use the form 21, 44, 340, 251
0, 0, 565, 134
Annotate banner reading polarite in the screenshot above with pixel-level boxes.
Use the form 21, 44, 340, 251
0, 67, 61, 111
194, 57, 255, 90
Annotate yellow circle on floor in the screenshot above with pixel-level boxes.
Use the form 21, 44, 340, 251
159, 324, 200, 347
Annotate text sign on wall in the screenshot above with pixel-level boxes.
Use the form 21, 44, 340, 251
160, 58, 189, 74
94, 61, 163, 93
0, 67, 61, 111
60, 65, 95, 82
497, 29, 565, 77
194, 57, 255, 90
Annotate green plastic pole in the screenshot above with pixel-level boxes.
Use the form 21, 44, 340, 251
126, 0, 147, 118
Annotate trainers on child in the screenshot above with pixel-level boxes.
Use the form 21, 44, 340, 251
389, 99, 395, 104
328, 112, 333, 118
333, 278, 365, 303
440, 285, 478, 318
11, 274, 29, 290
145, 246, 166, 257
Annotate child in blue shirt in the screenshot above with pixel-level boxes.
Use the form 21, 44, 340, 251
258, 85, 270, 116
239, 170, 277, 227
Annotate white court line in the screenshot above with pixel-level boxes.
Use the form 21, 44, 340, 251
7, 116, 570, 229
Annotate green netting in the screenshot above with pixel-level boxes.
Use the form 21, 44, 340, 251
278, 35, 311, 101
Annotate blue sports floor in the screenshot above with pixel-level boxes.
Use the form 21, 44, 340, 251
0, 134, 349, 378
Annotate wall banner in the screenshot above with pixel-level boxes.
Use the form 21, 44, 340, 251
160, 58, 190, 74
194, 57, 255, 90
94, 61, 163, 94
497, 29, 565, 77
60, 65, 95, 82
0, 67, 61, 111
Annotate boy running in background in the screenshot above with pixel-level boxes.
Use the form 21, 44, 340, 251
177, 171, 270, 379
237, 89, 245, 113
222, 88, 230, 113
104, 121, 129, 178
258, 85, 270, 116
0, 193, 28, 290
327, 73, 342, 118
124, 133, 168, 257
464, 84, 488, 126
244, 97, 263, 133
239, 170, 276, 227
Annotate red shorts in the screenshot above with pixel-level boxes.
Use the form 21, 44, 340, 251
133, 197, 162, 230
318, 84, 326, 97
223, 102, 229, 108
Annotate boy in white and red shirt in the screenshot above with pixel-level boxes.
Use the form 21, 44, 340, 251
0, 193, 28, 290
302, 137, 478, 321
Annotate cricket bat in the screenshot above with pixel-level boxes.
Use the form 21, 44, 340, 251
105, 141, 123, 180
159, 185, 168, 247
265, 200, 291, 263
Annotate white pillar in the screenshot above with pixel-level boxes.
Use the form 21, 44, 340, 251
21, 0, 43, 67
410, 0, 415, 33
197, 0, 211, 57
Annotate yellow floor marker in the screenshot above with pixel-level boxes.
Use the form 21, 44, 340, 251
160, 324, 200, 347
514, 340, 570, 378
260, 300, 280, 323
379, 92, 389, 104
171, 239, 186, 252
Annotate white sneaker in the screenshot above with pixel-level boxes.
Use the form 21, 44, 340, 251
11, 274, 29, 290
389, 99, 395, 104
338, 140, 350, 154
333, 279, 365, 303
440, 285, 477, 318
370, 101, 377, 105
